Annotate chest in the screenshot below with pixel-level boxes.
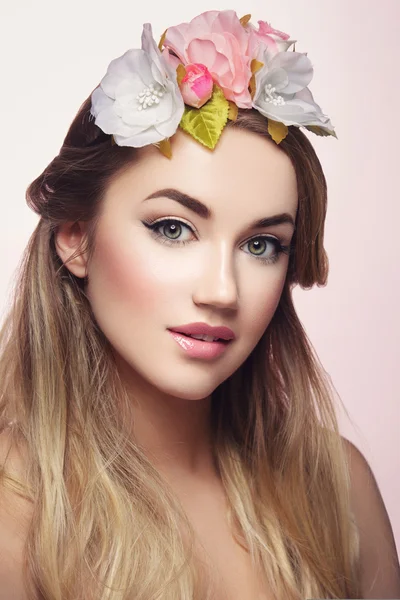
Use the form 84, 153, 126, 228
194, 524, 271, 600
180, 487, 273, 600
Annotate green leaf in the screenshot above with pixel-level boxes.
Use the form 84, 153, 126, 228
179, 85, 229, 150
305, 125, 338, 139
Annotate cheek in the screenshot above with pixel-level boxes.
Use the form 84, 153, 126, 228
242, 268, 287, 337
86, 235, 162, 316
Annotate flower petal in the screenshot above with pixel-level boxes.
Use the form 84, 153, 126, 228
101, 49, 151, 98
115, 73, 145, 98
94, 106, 141, 137
90, 86, 114, 117
155, 114, 182, 137
254, 87, 334, 131
141, 22, 167, 81
163, 23, 190, 63
161, 48, 181, 71
262, 67, 289, 92
268, 51, 314, 93
186, 38, 219, 69
114, 127, 165, 147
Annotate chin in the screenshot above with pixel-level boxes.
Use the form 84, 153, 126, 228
153, 369, 231, 401
161, 381, 219, 402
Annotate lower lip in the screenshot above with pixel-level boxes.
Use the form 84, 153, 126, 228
168, 331, 231, 359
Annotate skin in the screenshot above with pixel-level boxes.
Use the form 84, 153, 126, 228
56, 126, 298, 486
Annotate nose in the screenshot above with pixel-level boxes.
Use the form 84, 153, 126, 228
192, 242, 239, 310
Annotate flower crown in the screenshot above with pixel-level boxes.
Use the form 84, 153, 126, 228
90, 10, 336, 158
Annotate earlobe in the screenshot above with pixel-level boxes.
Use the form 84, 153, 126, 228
55, 221, 88, 279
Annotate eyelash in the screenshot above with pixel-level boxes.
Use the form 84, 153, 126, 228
142, 217, 291, 265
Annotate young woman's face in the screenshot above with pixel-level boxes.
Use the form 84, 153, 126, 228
85, 127, 298, 400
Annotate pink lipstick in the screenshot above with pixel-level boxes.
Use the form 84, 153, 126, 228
167, 322, 235, 359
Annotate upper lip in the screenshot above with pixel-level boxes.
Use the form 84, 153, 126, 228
168, 322, 236, 341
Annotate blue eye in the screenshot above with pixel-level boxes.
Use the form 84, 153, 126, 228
142, 217, 291, 265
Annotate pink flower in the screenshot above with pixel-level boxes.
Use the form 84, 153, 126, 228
163, 10, 253, 108
179, 63, 213, 108
246, 20, 296, 60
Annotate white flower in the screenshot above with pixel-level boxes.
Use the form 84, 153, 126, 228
252, 48, 335, 134
90, 23, 185, 147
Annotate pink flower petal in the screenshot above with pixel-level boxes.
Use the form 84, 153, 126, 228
186, 38, 218, 68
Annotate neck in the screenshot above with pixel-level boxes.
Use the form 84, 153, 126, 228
114, 353, 219, 483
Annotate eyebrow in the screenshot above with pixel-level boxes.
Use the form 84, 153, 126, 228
143, 188, 296, 231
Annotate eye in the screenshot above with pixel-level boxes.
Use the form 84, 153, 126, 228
242, 235, 291, 265
142, 217, 195, 246
142, 218, 291, 264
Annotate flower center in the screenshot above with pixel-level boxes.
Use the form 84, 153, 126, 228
263, 83, 286, 106
136, 82, 165, 111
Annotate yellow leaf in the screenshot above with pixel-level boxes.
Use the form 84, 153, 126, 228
249, 60, 264, 99
239, 14, 251, 26
268, 119, 288, 144
251, 59, 264, 74
157, 138, 172, 159
179, 85, 229, 150
158, 29, 167, 52
176, 63, 186, 86
227, 101, 238, 121
249, 73, 256, 99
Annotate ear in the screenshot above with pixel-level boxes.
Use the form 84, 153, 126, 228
55, 221, 89, 279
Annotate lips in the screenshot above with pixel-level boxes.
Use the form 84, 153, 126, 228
168, 330, 231, 359
168, 322, 236, 341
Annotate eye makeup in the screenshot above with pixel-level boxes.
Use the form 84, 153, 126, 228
142, 217, 292, 266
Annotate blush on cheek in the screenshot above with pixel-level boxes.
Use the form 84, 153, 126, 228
88, 241, 160, 315
250, 280, 286, 335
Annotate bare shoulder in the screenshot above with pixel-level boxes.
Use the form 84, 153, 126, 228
342, 436, 400, 599
0, 427, 33, 599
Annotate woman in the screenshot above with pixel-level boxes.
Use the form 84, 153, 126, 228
0, 9, 399, 600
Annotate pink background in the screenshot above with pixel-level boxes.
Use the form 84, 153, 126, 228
1, 0, 398, 551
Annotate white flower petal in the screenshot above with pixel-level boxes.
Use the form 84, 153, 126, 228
254, 91, 334, 131
275, 39, 296, 52
101, 49, 152, 98
141, 23, 166, 76
91, 22, 185, 149
120, 106, 156, 127
114, 126, 165, 147
151, 61, 165, 86
261, 67, 289, 92
267, 51, 313, 93
94, 106, 127, 135
295, 86, 315, 104
94, 107, 143, 137
254, 51, 313, 103
115, 75, 145, 99
155, 105, 184, 137
90, 86, 114, 117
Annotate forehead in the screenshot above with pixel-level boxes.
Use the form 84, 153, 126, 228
105, 127, 298, 219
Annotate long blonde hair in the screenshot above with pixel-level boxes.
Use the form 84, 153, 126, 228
0, 98, 361, 599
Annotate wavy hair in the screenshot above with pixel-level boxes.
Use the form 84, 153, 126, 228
0, 96, 361, 599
